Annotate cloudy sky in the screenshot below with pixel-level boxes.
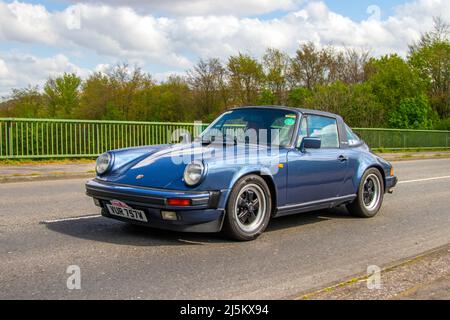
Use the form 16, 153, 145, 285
0, 0, 449, 96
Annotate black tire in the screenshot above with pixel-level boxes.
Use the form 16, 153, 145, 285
223, 175, 272, 241
347, 168, 384, 218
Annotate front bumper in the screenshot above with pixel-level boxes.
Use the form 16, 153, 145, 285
386, 175, 398, 193
85, 179, 227, 233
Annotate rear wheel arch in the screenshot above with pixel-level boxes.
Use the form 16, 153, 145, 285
347, 167, 384, 218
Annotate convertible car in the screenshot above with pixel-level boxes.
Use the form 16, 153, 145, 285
86, 106, 397, 241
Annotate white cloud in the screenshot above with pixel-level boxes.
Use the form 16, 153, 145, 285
0, 0, 449, 94
68, 0, 303, 16
153, 70, 186, 82
2, 0, 447, 62
0, 58, 8, 77
0, 52, 89, 96
0, 1, 56, 44
94, 63, 111, 74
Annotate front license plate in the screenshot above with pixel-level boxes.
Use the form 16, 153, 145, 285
106, 203, 148, 222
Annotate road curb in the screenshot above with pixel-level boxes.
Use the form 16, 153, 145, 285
0, 155, 449, 184
380, 154, 450, 162
293, 243, 450, 300
0, 172, 94, 183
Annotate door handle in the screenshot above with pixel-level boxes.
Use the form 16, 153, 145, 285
338, 155, 348, 162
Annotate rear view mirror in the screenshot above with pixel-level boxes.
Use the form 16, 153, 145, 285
300, 137, 321, 152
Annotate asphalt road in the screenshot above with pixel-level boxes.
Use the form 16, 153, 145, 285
1, 158, 450, 299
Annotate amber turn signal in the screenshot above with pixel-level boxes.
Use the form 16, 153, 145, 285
390, 167, 394, 176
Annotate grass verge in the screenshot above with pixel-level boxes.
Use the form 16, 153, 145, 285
0, 158, 95, 166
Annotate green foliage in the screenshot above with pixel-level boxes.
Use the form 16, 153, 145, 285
290, 42, 329, 90
44, 73, 81, 118
0, 86, 45, 118
345, 83, 385, 127
262, 48, 290, 104
435, 117, 450, 130
258, 88, 276, 105
388, 95, 436, 129
366, 54, 427, 116
303, 81, 384, 127
187, 58, 227, 120
0, 21, 448, 130
227, 53, 264, 105
287, 87, 312, 108
408, 34, 450, 118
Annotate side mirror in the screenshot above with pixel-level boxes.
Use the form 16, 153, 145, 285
300, 137, 321, 152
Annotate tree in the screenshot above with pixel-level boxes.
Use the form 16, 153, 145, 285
0, 20, 448, 129
388, 95, 436, 129
304, 81, 384, 127
76, 72, 112, 120
76, 64, 154, 121
340, 48, 370, 84
227, 53, 264, 105
146, 76, 194, 122
187, 58, 228, 120
0, 86, 45, 118
44, 73, 81, 118
409, 17, 449, 50
262, 48, 290, 104
408, 17, 450, 118
344, 83, 385, 127
258, 88, 276, 105
435, 117, 450, 130
287, 87, 312, 108
108, 64, 154, 120
289, 42, 330, 90
366, 54, 427, 118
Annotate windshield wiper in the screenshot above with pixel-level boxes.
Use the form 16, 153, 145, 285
200, 136, 239, 146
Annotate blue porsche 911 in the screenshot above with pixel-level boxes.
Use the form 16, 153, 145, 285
86, 106, 397, 241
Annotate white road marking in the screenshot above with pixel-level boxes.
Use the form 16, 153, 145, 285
38, 174, 450, 224
398, 175, 450, 184
41, 214, 102, 224
177, 239, 207, 245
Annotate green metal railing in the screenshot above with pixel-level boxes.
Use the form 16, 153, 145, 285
0, 118, 449, 159
353, 128, 450, 151
0, 118, 207, 159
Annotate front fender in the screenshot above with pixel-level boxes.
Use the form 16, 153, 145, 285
199, 163, 278, 190
229, 165, 278, 190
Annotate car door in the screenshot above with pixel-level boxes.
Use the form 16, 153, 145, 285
286, 114, 348, 205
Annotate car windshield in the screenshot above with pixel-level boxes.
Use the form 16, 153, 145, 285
200, 108, 298, 147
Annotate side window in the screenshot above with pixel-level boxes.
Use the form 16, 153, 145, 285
307, 115, 340, 148
345, 125, 360, 147
296, 116, 308, 148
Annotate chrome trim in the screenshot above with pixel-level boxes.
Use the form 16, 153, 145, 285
278, 194, 356, 210
92, 179, 210, 194
86, 180, 221, 209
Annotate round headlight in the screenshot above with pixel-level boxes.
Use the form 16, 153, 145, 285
96, 152, 112, 175
183, 160, 205, 186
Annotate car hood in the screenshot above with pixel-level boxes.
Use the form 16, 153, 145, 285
98, 143, 278, 190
